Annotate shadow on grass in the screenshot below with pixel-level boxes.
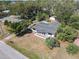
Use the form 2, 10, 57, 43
16, 29, 32, 37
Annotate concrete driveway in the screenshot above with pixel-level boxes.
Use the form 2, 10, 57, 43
0, 41, 29, 59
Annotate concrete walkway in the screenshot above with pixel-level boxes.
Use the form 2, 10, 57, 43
0, 41, 29, 59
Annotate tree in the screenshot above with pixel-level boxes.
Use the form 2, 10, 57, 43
9, 2, 25, 15
9, 1, 53, 20
69, 14, 79, 30
36, 12, 49, 21
69, 14, 79, 23
56, 23, 65, 33
36, 0, 54, 15
5, 20, 32, 34
56, 33, 66, 41
0, 1, 10, 16
4, 20, 8, 25
66, 43, 79, 55
45, 38, 60, 49
53, 0, 76, 24
56, 25, 77, 42
21, 5, 42, 20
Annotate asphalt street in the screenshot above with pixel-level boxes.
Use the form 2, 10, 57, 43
0, 41, 29, 59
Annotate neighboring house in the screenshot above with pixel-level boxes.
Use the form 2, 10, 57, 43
0, 15, 21, 23
32, 20, 60, 39
0, 10, 10, 19
2, 10, 10, 13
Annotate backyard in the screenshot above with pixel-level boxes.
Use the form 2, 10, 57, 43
6, 33, 79, 59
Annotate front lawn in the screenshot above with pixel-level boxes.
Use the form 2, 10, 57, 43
6, 41, 40, 59
5, 33, 79, 59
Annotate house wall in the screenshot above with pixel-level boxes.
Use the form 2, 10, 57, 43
32, 29, 54, 39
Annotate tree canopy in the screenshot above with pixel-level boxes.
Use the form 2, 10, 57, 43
45, 38, 60, 49
66, 43, 79, 54
56, 25, 77, 42
53, 0, 76, 24
69, 14, 79, 30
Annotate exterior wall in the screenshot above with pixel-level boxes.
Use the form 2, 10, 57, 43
32, 29, 54, 39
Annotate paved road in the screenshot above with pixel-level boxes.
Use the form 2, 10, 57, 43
0, 41, 29, 59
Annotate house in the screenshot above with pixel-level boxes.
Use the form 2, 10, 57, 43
0, 15, 21, 23
32, 20, 60, 39
0, 10, 10, 19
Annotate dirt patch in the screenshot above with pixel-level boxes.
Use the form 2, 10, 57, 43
6, 33, 79, 59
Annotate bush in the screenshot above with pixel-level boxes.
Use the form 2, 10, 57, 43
69, 14, 79, 30
69, 14, 79, 24
56, 25, 77, 42
5, 20, 32, 34
70, 22, 79, 30
4, 20, 8, 25
56, 33, 66, 41
66, 43, 79, 55
45, 38, 60, 49
36, 12, 49, 21
57, 24, 65, 33
4, 20, 11, 26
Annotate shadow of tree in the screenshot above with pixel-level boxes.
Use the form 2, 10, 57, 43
16, 29, 32, 37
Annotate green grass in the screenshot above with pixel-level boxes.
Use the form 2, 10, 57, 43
0, 35, 3, 40
6, 41, 40, 59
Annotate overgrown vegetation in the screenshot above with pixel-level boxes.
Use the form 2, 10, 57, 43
53, 0, 76, 25
3, 1, 52, 35
45, 38, 60, 49
56, 25, 77, 42
66, 43, 79, 55
2, 0, 78, 34
68, 14, 79, 30
4, 20, 32, 34
6, 41, 40, 59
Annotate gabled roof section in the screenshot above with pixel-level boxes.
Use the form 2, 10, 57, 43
33, 21, 60, 35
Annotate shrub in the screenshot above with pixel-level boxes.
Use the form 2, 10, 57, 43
56, 25, 77, 42
66, 43, 79, 55
69, 14, 79, 30
70, 22, 79, 30
4, 20, 8, 25
5, 20, 32, 34
56, 33, 66, 41
45, 38, 60, 49
57, 24, 65, 33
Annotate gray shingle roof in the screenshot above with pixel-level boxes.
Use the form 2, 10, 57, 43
33, 21, 60, 35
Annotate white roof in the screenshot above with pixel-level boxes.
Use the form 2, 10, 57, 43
2, 10, 10, 13
0, 15, 21, 23
49, 16, 55, 21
